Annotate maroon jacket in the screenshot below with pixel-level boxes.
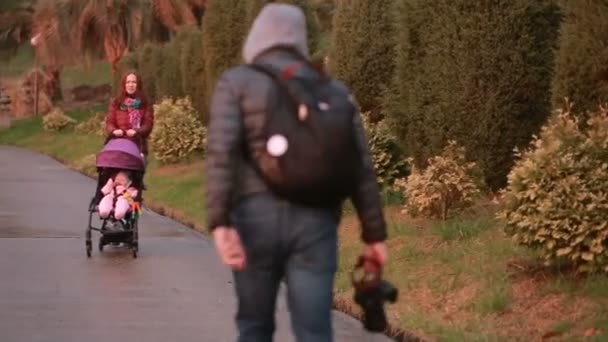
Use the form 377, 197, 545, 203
105, 97, 154, 154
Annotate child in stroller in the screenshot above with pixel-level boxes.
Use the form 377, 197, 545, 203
86, 138, 145, 258
98, 170, 139, 222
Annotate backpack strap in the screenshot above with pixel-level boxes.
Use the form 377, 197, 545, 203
246, 63, 305, 108
246, 63, 300, 84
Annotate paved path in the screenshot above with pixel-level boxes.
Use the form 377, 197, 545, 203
0, 146, 392, 342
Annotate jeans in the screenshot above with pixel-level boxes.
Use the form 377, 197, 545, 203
231, 193, 340, 342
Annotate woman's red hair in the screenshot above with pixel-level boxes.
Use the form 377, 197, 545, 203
114, 70, 149, 106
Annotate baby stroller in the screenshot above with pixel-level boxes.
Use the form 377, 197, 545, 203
85, 138, 145, 258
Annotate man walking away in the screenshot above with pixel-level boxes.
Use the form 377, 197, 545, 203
206, 3, 389, 342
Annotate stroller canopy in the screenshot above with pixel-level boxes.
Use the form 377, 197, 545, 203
96, 138, 145, 171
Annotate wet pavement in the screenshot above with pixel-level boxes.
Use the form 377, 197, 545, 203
0, 146, 392, 342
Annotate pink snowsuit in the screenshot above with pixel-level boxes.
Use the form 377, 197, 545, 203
98, 178, 138, 220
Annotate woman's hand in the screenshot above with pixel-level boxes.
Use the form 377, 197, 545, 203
126, 129, 137, 137
112, 129, 124, 137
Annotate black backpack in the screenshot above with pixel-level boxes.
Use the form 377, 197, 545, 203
245, 61, 361, 207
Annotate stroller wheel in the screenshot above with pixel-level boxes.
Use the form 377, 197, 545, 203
98, 240, 104, 252
86, 240, 92, 258
131, 242, 138, 258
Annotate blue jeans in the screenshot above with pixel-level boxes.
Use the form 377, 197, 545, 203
231, 193, 339, 342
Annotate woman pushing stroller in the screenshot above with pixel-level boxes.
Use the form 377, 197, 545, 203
85, 70, 153, 257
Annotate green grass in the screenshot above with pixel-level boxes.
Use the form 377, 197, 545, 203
474, 282, 512, 315
335, 242, 361, 292
144, 162, 206, 225
548, 321, 575, 336
399, 312, 504, 342
0, 104, 106, 156
62, 60, 112, 90
432, 216, 495, 241
0, 115, 41, 144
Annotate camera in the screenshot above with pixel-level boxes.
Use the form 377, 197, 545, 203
352, 255, 398, 332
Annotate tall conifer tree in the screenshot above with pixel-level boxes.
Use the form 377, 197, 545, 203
385, 0, 561, 189
552, 0, 608, 114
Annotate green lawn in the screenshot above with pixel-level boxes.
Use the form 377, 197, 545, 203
62, 61, 112, 90
3, 107, 608, 342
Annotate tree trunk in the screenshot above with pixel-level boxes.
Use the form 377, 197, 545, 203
44, 66, 63, 101
0, 87, 11, 128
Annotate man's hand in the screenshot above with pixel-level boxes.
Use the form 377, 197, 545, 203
112, 129, 124, 137
126, 129, 137, 137
212, 226, 246, 271
363, 242, 388, 266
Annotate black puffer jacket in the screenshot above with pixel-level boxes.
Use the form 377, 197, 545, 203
205, 5, 387, 243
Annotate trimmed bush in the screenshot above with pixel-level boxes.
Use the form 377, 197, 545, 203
42, 107, 76, 132
177, 26, 207, 122
329, 0, 396, 117
499, 103, 608, 273
244, 0, 267, 29
311, 0, 334, 33
137, 42, 163, 102
362, 113, 408, 190
74, 112, 105, 136
150, 97, 206, 164
552, 0, 608, 114
395, 140, 482, 220
202, 0, 248, 101
280, 0, 321, 56
382, 0, 422, 160
385, 0, 561, 190
156, 43, 184, 99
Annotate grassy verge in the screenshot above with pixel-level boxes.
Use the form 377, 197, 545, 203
3, 108, 608, 341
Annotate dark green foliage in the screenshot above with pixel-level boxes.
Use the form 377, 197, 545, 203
244, 0, 267, 30
329, 0, 396, 117
386, 0, 561, 190
137, 42, 162, 102
362, 116, 409, 190
279, 0, 321, 56
382, 0, 421, 160
310, 0, 334, 33
156, 29, 187, 100
156, 43, 184, 99
551, 0, 608, 114
202, 0, 247, 101
177, 26, 207, 121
